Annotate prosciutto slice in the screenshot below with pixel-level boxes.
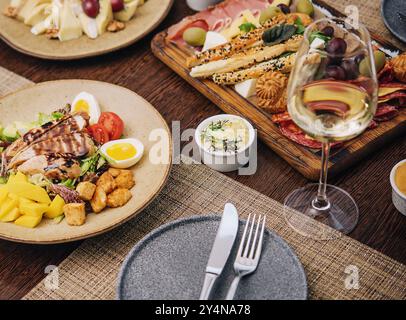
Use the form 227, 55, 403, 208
167, 0, 273, 45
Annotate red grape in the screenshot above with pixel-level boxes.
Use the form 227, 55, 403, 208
325, 65, 346, 80
321, 26, 334, 37
110, 0, 124, 12
341, 60, 359, 80
277, 4, 290, 14
326, 38, 347, 55
82, 0, 100, 18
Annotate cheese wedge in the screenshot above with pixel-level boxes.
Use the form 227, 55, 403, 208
17, 0, 50, 22
78, 12, 98, 39
24, 3, 51, 26
58, 0, 82, 41
114, 0, 139, 22
96, 0, 113, 35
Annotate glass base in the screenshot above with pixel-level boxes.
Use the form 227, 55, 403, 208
284, 184, 359, 240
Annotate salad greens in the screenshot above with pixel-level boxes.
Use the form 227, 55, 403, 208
0, 110, 66, 143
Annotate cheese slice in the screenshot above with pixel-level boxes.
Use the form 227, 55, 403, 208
378, 86, 406, 97
58, 0, 82, 41
202, 31, 228, 52
114, 0, 139, 22
24, 3, 51, 26
221, 9, 260, 40
17, 0, 50, 22
235, 79, 257, 98
96, 0, 113, 35
31, 14, 52, 35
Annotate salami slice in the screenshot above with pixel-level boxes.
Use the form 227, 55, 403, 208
367, 120, 378, 130
378, 64, 395, 84
279, 121, 327, 149
374, 104, 399, 122
271, 111, 291, 123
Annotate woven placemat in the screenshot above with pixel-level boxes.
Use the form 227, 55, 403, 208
322, 0, 406, 51
19, 156, 405, 300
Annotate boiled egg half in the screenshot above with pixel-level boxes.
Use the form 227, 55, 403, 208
71, 92, 101, 124
100, 138, 144, 169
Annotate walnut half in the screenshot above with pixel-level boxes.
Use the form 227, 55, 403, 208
107, 20, 125, 33
46, 28, 59, 39
3, 6, 17, 18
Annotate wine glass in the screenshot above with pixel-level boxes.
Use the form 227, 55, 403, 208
284, 18, 378, 240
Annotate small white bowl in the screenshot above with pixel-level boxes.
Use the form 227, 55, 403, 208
390, 159, 406, 216
195, 114, 255, 172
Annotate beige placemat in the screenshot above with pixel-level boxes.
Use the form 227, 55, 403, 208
19, 156, 406, 300
322, 0, 406, 51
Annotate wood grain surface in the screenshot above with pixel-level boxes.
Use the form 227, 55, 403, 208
0, 0, 405, 300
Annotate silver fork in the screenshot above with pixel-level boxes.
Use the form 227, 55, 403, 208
225, 213, 266, 300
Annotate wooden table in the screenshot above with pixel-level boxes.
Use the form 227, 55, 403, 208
0, 1, 405, 300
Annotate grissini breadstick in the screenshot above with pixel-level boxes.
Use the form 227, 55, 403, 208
212, 53, 297, 85
186, 13, 312, 68
190, 35, 302, 78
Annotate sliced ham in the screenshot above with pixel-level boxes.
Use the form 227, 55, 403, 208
167, 0, 272, 44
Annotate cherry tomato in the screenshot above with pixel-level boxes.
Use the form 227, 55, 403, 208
88, 124, 110, 144
98, 112, 124, 140
82, 0, 100, 18
110, 0, 124, 12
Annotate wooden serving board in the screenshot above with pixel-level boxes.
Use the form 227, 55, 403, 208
151, 0, 406, 180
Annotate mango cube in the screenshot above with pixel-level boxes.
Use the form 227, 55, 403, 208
0, 197, 19, 220
8, 172, 28, 184
0, 187, 8, 206
6, 182, 51, 204
19, 201, 49, 217
45, 195, 66, 219
14, 215, 42, 228
0, 207, 21, 222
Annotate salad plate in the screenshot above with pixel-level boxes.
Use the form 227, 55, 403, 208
0, 0, 173, 60
0, 79, 172, 243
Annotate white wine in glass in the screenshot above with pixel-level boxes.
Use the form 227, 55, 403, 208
284, 18, 378, 239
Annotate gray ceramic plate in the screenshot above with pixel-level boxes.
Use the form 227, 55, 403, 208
117, 215, 307, 300
382, 0, 406, 43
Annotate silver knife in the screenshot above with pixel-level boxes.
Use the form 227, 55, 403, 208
199, 203, 239, 300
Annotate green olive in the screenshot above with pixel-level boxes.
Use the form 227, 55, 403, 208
182, 27, 207, 47
359, 50, 386, 76
296, 0, 314, 16
374, 50, 386, 72
259, 6, 282, 25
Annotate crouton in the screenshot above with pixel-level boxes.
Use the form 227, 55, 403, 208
76, 181, 96, 201
90, 186, 107, 213
64, 203, 86, 226
108, 168, 122, 177
96, 172, 116, 194
115, 170, 135, 189
107, 188, 132, 208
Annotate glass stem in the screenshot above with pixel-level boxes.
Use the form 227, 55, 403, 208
313, 141, 331, 210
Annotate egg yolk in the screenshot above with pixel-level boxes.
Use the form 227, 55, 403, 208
106, 143, 137, 161
74, 99, 90, 113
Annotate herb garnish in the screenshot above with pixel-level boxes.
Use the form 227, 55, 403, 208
239, 22, 257, 33
294, 17, 305, 35
309, 31, 331, 44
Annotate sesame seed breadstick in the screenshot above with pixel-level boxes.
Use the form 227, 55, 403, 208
186, 13, 312, 68
190, 35, 302, 78
212, 53, 297, 85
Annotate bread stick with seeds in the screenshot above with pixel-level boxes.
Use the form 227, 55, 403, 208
212, 53, 297, 85
190, 36, 302, 78
186, 13, 312, 68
